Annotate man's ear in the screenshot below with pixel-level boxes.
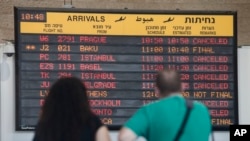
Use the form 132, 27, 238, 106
181, 82, 186, 91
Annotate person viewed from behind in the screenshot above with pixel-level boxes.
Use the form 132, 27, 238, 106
118, 69, 211, 141
33, 77, 111, 141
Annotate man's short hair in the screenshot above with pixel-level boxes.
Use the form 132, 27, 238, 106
156, 69, 181, 96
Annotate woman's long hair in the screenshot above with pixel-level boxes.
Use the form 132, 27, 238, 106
35, 77, 93, 141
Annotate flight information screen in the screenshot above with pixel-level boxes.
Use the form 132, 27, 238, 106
14, 7, 238, 131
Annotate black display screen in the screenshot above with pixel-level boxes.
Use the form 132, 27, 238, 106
14, 7, 238, 131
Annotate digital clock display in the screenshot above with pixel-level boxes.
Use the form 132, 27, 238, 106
19, 11, 46, 21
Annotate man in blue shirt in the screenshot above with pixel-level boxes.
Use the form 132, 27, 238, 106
119, 69, 211, 141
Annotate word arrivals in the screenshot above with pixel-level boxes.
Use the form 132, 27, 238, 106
230, 125, 250, 141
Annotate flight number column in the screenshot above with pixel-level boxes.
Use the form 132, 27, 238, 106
38, 35, 53, 106
39, 35, 75, 106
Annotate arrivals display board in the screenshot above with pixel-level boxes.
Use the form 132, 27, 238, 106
14, 7, 238, 131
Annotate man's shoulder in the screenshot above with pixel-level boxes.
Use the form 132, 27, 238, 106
192, 100, 210, 115
193, 100, 208, 109
143, 94, 184, 109
142, 95, 209, 113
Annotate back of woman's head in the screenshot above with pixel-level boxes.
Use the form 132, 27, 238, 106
36, 77, 92, 141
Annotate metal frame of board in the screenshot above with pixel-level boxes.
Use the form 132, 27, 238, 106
14, 7, 238, 131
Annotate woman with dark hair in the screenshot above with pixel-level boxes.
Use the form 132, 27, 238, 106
33, 77, 111, 141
